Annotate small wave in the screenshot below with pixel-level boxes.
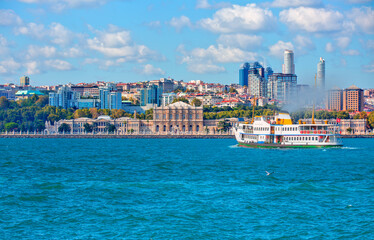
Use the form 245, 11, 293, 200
341, 147, 361, 150
228, 144, 240, 148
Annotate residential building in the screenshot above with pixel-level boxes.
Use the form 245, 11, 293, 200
328, 88, 343, 111
77, 98, 100, 109
140, 85, 163, 107
161, 92, 177, 106
20, 76, 30, 87
282, 50, 295, 74
49, 86, 80, 109
248, 62, 267, 97
267, 73, 297, 103
343, 85, 364, 112
99, 86, 122, 110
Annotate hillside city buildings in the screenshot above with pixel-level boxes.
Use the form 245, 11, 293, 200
1, 49, 373, 135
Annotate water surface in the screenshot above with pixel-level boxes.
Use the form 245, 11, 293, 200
1, 138, 373, 239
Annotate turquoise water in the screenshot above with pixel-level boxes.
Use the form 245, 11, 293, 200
1, 138, 373, 239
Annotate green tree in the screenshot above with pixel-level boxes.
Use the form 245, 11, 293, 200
4, 122, 18, 131
145, 108, 153, 120
105, 123, 116, 133
367, 112, 374, 129
229, 87, 238, 93
58, 123, 71, 133
83, 123, 93, 133
0, 97, 10, 109
172, 97, 189, 104
346, 127, 352, 134
217, 120, 231, 132
191, 98, 202, 106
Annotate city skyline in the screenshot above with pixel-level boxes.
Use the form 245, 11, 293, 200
0, 0, 373, 88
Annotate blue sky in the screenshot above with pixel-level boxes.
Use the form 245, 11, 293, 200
0, 0, 373, 88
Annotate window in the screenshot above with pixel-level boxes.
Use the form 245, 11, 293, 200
196, 114, 199, 119
189, 114, 192, 119
169, 114, 172, 120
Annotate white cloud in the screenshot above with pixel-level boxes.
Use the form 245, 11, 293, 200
0, 10, 22, 26
342, 49, 360, 55
168, 16, 192, 31
198, 4, 276, 33
146, 21, 161, 29
0, 35, 10, 55
49, 22, 74, 45
364, 39, 374, 50
336, 37, 351, 49
269, 41, 294, 57
140, 64, 165, 75
87, 25, 161, 62
187, 63, 226, 74
280, 7, 345, 33
26, 45, 57, 59
61, 47, 83, 58
196, 0, 231, 9
179, 44, 256, 74
347, 0, 373, 4
293, 35, 315, 53
270, 0, 322, 8
83, 58, 100, 65
17, 0, 111, 11
217, 34, 262, 50
349, 7, 374, 34
15, 22, 45, 38
183, 44, 257, 63
44, 59, 73, 70
325, 42, 334, 52
25, 61, 40, 75
0, 58, 21, 75
15, 22, 75, 46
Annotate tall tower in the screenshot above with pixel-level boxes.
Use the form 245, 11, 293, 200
317, 57, 325, 90
20, 76, 30, 87
282, 50, 295, 74
239, 62, 249, 86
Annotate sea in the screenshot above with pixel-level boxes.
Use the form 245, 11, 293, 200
1, 138, 373, 239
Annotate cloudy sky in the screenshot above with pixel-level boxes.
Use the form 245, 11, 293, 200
0, 0, 373, 88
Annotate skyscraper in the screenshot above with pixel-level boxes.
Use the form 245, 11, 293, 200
282, 50, 295, 74
239, 62, 249, 86
317, 57, 325, 89
248, 62, 267, 97
267, 73, 297, 103
20, 76, 30, 87
140, 85, 163, 106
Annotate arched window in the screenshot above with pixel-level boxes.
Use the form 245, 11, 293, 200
156, 125, 159, 132
196, 125, 199, 132
163, 125, 166, 131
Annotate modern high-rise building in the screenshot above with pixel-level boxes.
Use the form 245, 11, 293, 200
239, 62, 250, 86
248, 62, 267, 97
140, 85, 163, 106
20, 76, 30, 87
343, 85, 364, 112
49, 86, 80, 109
317, 57, 325, 90
282, 50, 295, 74
267, 73, 297, 103
327, 88, 343, 111
99, 85, 122, 110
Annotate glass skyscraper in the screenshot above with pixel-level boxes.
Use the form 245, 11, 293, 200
282, 50, 295, 74
317, 57, 325, 89
239, 62, 250, 86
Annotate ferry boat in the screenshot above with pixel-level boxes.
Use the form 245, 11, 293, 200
233, 113, 343, 148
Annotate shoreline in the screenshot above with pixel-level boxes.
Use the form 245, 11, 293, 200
0, 134, 373, 139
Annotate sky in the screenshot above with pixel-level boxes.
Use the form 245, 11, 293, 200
0, 0, 373, 88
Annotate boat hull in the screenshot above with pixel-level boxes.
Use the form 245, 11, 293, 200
237, 141, 343, 148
